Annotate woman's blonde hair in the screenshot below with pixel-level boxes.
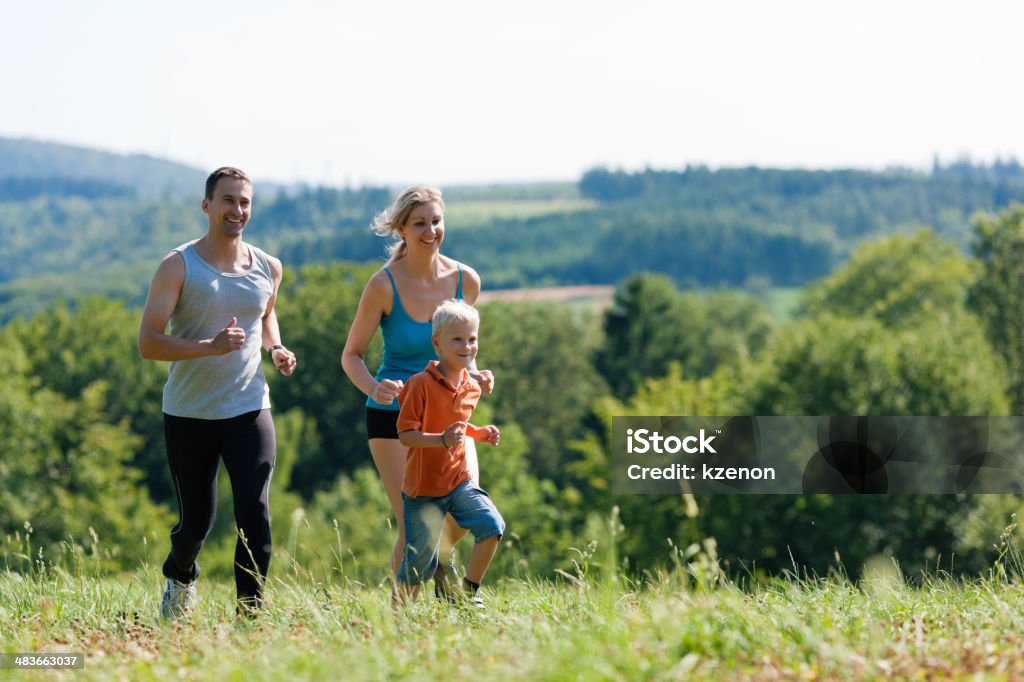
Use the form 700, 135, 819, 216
371, 185, 445, 263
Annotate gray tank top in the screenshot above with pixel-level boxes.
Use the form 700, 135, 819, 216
162, 241, 274, 419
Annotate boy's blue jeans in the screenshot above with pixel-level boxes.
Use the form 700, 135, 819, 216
397, 480, 505, 585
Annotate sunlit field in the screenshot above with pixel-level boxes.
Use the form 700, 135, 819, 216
4, 523, 1024, 681
445, 198, 599, 226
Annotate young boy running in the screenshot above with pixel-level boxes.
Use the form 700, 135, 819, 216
395, 299, 504, 607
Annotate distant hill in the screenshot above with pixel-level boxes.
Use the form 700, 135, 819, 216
5, 140, 1024, 324
0, 137, 205, 198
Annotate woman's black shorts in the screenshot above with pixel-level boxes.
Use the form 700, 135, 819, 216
366, 406, 400, 440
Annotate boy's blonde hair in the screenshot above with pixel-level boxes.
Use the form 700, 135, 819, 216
431, 299, 479, 337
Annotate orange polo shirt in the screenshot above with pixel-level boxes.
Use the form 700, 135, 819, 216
396, 361, 482, 498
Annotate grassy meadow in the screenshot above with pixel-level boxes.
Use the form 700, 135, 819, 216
4, 521, 1024, 681
445, 198, 599, 226
758, 287, 803, 320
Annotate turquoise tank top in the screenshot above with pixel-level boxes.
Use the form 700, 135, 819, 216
366, 264, 464, 410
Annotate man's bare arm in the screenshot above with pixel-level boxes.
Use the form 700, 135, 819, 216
138, 252, 244, 361
261, 254, 297, 376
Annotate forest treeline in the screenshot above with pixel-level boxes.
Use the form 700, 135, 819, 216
4, 205, 1024, 584
5, 162, 1024, 322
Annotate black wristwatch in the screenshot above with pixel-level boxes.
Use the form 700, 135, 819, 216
267, 344, 286, 354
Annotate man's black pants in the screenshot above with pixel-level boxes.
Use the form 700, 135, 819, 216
162, 409, 275, 602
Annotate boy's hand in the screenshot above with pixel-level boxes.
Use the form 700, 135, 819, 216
466, 423, 500, 447
442, 421, 467, 452
471, 369, 495, 395
372, 378, 404, 405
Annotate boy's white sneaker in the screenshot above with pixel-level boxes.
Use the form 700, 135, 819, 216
460, 577, 487, 611
160, 578, 197, 620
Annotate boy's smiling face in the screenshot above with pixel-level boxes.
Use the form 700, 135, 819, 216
432, 319, 479, 372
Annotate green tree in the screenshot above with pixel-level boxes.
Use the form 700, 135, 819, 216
748, 313, 1009, 416
1, 297, 171, 500
968, 204, 1024, 412
730, 233, 1011, 577
680, 290, 773, 377
782, 230, 1007, 415
269, 261, 382, 497
802, 229, 975, 327
565, 366, 747, 574
477, 301, 607, 480
595, 274, 690, 398
480, 419, 578, 578
596, 273, 773, 399
0, 338, 170, 570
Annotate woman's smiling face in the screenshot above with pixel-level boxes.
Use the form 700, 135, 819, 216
399, 201, 444, 253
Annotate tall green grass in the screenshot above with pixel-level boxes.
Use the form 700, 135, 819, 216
3, 512, 1024, 680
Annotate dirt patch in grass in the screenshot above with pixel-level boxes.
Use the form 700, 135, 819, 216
478, 285, 614, 304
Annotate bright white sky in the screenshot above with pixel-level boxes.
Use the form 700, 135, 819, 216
2, 0, 1021, 187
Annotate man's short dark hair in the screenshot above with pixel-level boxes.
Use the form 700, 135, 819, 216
205, 167, 252, 200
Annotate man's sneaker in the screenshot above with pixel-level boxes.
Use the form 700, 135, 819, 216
236, 596, 263, 620
468, 594, 487, 611
160, 578, 197, 620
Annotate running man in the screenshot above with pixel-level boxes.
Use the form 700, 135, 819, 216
139, 166, 297, 618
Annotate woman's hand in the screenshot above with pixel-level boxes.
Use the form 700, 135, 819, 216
471, 369, 495, 395
372, 378, 404, 405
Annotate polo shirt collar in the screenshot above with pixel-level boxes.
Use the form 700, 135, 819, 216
425, 361, 471, 393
